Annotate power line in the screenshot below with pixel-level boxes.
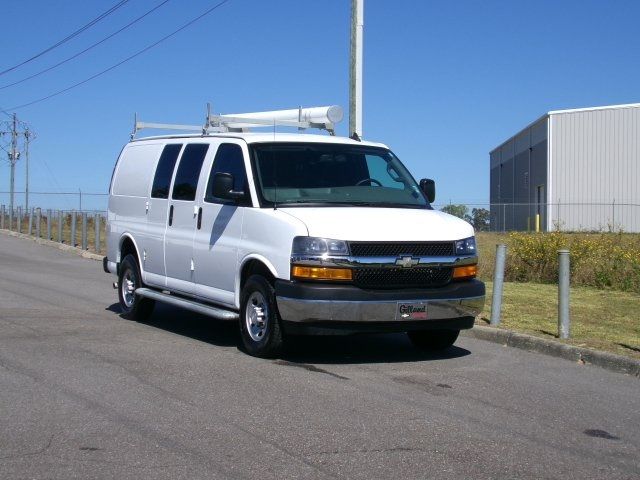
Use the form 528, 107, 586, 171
8, 0, 232, 111
0, 0, 130, 77
0, 0, 172, 91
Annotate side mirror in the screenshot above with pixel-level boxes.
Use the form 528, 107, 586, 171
419, 178, 436, 203
212, 172, 245, 200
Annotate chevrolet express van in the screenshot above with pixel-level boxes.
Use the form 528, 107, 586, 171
105, 107, 484, 357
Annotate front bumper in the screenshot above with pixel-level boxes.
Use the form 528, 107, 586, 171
275, 279, 485, 334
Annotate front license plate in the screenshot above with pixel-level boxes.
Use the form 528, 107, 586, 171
396, 302, 428, 320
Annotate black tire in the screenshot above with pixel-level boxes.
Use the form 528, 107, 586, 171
118, 254, 155, 321
239, 275, 284, 358
407, 329, 460, 351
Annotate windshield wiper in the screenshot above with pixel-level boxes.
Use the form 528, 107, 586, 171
348, 202, 427, 208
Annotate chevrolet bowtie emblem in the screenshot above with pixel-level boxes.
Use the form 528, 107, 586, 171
395, 256, 419, 268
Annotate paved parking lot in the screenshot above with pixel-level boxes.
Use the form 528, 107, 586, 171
1, 233, 638, 479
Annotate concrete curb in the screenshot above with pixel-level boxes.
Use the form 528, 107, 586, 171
462, 325, 640, 377
0, 229, 103, 262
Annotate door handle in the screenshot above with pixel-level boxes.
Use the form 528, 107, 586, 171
197, 207, 203, 230
168, 205, 174, 226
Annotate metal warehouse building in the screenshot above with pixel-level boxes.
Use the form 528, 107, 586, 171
489, 103, 640, 232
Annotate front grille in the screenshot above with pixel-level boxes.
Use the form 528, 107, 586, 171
349, 242, 454, 257
353, 267, 452, 289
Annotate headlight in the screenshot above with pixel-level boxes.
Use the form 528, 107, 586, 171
455, 236, 476, 256
292, 236, 349, 256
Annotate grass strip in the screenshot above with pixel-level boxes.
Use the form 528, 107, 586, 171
479, 281, 640, 360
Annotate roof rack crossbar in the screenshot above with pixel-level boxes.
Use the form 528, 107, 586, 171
131, 104, 343, 139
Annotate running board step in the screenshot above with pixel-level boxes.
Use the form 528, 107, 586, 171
135, 288, 239, 321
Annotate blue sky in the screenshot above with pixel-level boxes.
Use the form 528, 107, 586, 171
1, 0, 639, 210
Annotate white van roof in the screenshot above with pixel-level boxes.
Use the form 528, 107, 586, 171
130, 132, 388, 149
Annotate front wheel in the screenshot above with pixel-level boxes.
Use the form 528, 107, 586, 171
239, 275, 284, 358
407, 329, 460, 351
118, 254, 155, 321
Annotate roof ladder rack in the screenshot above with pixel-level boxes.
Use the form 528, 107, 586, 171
131, 104, 343, 139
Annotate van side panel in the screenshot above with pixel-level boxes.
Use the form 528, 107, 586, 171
108, 142, 164, 268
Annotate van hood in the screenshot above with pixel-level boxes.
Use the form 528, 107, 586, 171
278, 207, 474, 242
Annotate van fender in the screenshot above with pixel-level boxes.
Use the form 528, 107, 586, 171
235, 254, 279, 309
118, 233, 145, 277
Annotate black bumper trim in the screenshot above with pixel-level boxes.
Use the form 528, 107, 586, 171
275, 279, 485, 302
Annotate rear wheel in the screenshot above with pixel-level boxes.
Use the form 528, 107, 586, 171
118, 254, 154, 321
239, 275, 284, 358
407, 329, 459, 351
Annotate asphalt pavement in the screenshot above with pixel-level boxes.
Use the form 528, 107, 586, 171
0, 233, 638, 480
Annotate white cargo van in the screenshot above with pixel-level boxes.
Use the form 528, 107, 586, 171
105, 106, 484, 357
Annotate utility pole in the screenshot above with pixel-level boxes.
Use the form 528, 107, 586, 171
24, 128, 31, 211
10, 113, 18, 212
349, 0, 364, 140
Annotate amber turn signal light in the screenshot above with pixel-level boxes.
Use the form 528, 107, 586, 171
452, 265, 477, 280
291, 265, 353, 281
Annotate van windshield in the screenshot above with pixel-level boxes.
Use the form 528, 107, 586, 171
250, 143, 428, 208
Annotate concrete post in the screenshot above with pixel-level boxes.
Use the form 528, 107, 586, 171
94, 213, 101, 253
58, 211, 63, 243
28, 208, 34, 236
490, 244, 507, 326
35, 208, 41, 238
47, 209, 52, 240
9, 208, 13, 231
17, 207, 22, 233
558, 250, 570, 339
71, 211, 77, 247
81, 212, 88, 250
0, 205, 5, 229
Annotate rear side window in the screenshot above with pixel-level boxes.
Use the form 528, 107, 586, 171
151, 144, 182, 199
205, 143, 249, 205
172, 144, 209, 201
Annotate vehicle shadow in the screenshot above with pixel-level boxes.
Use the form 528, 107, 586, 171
281, 334, 471, 365
105, 302, 471, 364
107, 302, 239, 348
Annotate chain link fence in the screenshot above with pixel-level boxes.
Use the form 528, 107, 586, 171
0, 206, 106, 255
2, 194, 639, 246
433, 201, 640, 233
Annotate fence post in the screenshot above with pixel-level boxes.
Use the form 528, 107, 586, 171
58, 210, 63, 243
46, 209, 52, 240
71, 211, 77, 247
558, 250, 570, 339
612, 199, 615, 231
28, 208, 34, 236
17, 207, 22, 234
490, 244, 507, 326
9, 208, 13, 231
81, 212, 88, 250
35, 208, 41, 238
0, 204, 4, 229
94, 213, 101, 253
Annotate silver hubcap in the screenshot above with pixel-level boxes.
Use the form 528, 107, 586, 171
245, 292, 268, 342
121, 269, 136, 308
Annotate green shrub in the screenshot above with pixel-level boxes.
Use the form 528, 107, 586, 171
503, 232, 640, 293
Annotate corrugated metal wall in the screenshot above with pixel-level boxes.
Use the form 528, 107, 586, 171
489, 118, 548, 231
550, 106, 640, 231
